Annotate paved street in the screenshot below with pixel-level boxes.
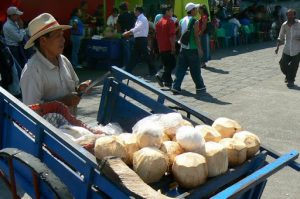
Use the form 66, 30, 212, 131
77, 40, 300, 199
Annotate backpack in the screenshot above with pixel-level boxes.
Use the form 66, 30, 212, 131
179, 18, 196, 46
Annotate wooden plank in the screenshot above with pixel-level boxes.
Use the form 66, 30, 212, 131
100, 157, 172, 199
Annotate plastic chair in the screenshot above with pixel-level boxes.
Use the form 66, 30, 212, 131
216, 28, 229, 48
223, 22, 239, 47
241, 25, 251, 44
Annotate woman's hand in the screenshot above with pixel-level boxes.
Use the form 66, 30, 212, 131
77, 80, 92, 93
59, 92, 81, 107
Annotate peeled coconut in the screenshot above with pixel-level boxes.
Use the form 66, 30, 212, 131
212, 117, 242, 138
118, 133, 139, 164
195, 125, 222, 142
219, 138, 247, 167
233, 131, 261, 158
94, 136, 129, 164
161, 113, 193, 139
160, 141, 184, 167
204, 142, 228, 177
133, 147, 169, 183
172, 152, 208, 188
162, 133, 171, 142
176, 126, 205, 155
133, 121, 164, 148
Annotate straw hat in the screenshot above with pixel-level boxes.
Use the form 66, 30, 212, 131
24, 13, 71, 49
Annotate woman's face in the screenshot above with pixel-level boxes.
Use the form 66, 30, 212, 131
40, 29, 65, 56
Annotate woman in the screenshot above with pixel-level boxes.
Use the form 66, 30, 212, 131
70, 8, 84, 68
198, 5, 211, 68
20, 13, 90, 114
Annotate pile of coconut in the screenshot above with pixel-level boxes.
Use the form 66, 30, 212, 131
93, 113, 261, 189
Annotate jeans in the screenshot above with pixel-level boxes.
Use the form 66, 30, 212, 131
7, 62, 21, 96
121, 37, 134, 67
71, 35, 83, 66
200, 33, 211, 63
126, 37, 156, 76
173, 48, 205, 90
8, 45, 26, 68
156, 51, 176, 84
279, 53, 300, 83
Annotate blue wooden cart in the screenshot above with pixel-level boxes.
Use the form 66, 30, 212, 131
0, 66, 299, 199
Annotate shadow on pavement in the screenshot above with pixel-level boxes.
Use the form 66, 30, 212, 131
202, 66, 229, 74
178, 90, 231, 105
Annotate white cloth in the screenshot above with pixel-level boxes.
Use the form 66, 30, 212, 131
130, 13, 149, 38
278, 20, 300, 56
20, 50, 79, 105
107, 15, 118, 27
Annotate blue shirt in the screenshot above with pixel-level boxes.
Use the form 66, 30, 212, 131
3, 18, 26, 46
70, 16, 84, 36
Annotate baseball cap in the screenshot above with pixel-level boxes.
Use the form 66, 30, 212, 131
185, 3, 200, 12
7, 6, 23, 16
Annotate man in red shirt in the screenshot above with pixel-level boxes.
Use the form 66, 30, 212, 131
155, 5, 176, 87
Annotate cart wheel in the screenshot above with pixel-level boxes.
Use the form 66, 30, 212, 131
0, 148, 73, 199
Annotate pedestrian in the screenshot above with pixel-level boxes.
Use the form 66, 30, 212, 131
155, 5, 176, 88
116, 2, 136, 68
198, 4, 211, 68
123, 6, 157, 77
2, 6, 27, 68
70, 8, 84, 69
107, 8, 119, 29
275, 9, 300, 88
20, 13, 91, 114
171, 3, 206, 95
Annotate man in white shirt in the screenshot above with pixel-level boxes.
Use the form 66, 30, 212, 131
107, 8, 119, 28
275, 9, 300, 88
122, 6, 156, 76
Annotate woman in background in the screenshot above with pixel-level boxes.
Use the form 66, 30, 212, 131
198, 5, 211, 68
70, 8, 84, 69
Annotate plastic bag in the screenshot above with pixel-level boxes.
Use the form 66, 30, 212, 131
59, 125, 103, 150
91, 123, 124, 135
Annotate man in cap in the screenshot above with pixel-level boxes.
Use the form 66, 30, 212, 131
3, 6, 27, 68
20, 13, 91, 113
171, 2, 206, 95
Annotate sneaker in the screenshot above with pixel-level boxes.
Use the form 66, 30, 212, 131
155, 74, 164, 87
171, 87, 181, 95
164, 82, 172, 88
201, 63, 207, 68
287, 82, 295, 88
196, 87, 206, 94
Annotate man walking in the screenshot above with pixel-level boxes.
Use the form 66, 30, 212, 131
123, 6, 156, 76
3, 6, 27, 68
155, 5, 176, 87
117, 2, 136, 68
172, 3, 206, 95
275, 9, 300, 88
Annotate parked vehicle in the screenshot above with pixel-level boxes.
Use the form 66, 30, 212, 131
0, 66, 299, 199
